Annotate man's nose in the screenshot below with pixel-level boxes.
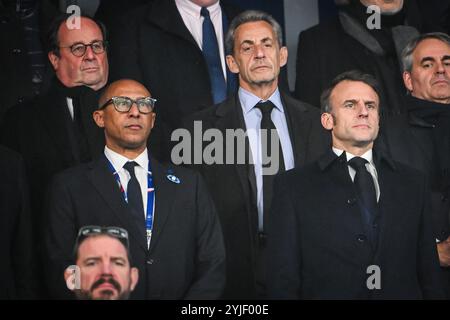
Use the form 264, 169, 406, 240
83, 45, 96, 60
254, 44, 266, 58
128, 102, 140, 116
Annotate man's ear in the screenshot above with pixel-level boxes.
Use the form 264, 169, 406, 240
279, 46, 288, 68
130, 267, 139, 291
321, 112, 334, 130
93, 110, 105, 128
403, 71, 413, 92
48, 51, 59, 71
226, 55, 239, 74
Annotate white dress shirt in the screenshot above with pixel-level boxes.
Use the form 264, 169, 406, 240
333, 148, 380, 202
175, 0, 227, 80
66, 97, 74, 120
239, 87, 295, 231
104, 146, 151, 217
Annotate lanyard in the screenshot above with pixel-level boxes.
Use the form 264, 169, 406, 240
106, 157, 155, 247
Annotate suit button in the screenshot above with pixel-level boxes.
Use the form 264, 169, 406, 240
347, 198, 356, 205
12, 48, 21, 54
146, 259, 154, 265
357, 234, 366, 242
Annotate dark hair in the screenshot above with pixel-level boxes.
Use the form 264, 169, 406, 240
225, 10, 283, 56
401, 32, 450, 72
46, 13, 108, 56
320, 70, 381, 113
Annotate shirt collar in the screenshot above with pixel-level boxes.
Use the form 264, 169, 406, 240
104, 146, 149, 172
175, 0, 221, 19
238, 87, 284, 115
332, 147, 374, 166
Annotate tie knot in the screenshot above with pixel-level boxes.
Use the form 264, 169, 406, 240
200, 7, 210, 18
255, 101, 275, 115
123, 161, 138, 176
348, 156, 369, 171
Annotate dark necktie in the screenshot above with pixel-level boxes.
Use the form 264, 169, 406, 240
255, 101, 285, 233
123, 161, 145, 222
201, 7, 227, 104
348, 157, 378, 245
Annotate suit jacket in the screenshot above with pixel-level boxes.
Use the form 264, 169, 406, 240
0, 146, 34, 299
294, 2, 421, 115
44, 153, 226, 300
267, 149, 445, 299
109, 0, 239, 161
184, 92, 330, 299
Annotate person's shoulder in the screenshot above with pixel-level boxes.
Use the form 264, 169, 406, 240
299, 16, 342, 38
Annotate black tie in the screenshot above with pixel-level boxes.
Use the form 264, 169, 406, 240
348, 157, 378, 245
201, 6, 227, 104
123, 161, 145, 222
255, 101, 285, 233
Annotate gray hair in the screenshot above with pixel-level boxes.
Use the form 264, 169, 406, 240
401, 32, 450, 73
225, 10, 283, 56
320, 70, 381, 114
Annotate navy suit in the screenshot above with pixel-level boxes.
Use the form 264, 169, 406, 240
268, 149, 445, 299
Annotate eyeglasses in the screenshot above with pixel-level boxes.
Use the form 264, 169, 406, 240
75, 225, 129, 250
60, 40, 107, 57
99, 96, 157, 114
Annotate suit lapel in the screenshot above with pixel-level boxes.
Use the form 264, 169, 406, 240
215, 97, 257, 213
281, 92, 311, 167
88, 156, 148, 252
79, 89, 104, 158
148, 156, 176, 253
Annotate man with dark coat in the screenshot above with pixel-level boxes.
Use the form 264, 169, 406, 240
0, 14, 107, 297
45, 79, 225, 300
268, 70, 444, 299
295, 0, 422, 115
109, 0, 240, 161
382, 32, 450, 298
183, 10, 330, 299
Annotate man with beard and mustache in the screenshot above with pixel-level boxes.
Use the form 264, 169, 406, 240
382, 32, 450, 298
0, 13, 107, 298
184, 10, 330, 299
65, 226, 138, 300
46, 79, 225, 299
295, 0, 422, 115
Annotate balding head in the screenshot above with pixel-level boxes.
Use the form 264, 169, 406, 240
99, 79, 151, 108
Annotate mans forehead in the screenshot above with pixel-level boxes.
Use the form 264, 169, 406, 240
415, 39, 450, 57
59, 17, 103, 41
236, 21, 274, 40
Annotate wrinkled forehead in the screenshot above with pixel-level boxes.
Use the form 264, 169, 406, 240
77, 235, 129, 260
413, 39, 450, 61
235, 21, 276, 44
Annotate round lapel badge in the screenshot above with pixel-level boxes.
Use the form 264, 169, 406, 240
167, 174, 180, 184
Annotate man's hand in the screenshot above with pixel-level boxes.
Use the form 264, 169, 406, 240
437, 236, 450, 267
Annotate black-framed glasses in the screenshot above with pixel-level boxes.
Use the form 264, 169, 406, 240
75, 225, 129, 250
60, 40, 107, 57
99, 96, 157, 114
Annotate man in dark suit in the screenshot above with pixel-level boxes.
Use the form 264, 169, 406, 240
182, 10, 329, 299
45, 79, 225, 300
0, 146, 34, 299
0, 14, 107, 297
109, 0, 239, 161
268, 70, 444, 299
382, 32, 450, 297
295, 0, 422, 114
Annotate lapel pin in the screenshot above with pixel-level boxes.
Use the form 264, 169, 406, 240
167, 174, 180, 184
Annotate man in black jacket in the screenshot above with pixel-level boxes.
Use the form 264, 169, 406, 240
383, 32, 450, 297
268, 70, 444, 299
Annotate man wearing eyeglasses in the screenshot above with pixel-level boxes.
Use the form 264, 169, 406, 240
45, 79, 226, 300
65, 226, 139, 300
0, 13, 108, 298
